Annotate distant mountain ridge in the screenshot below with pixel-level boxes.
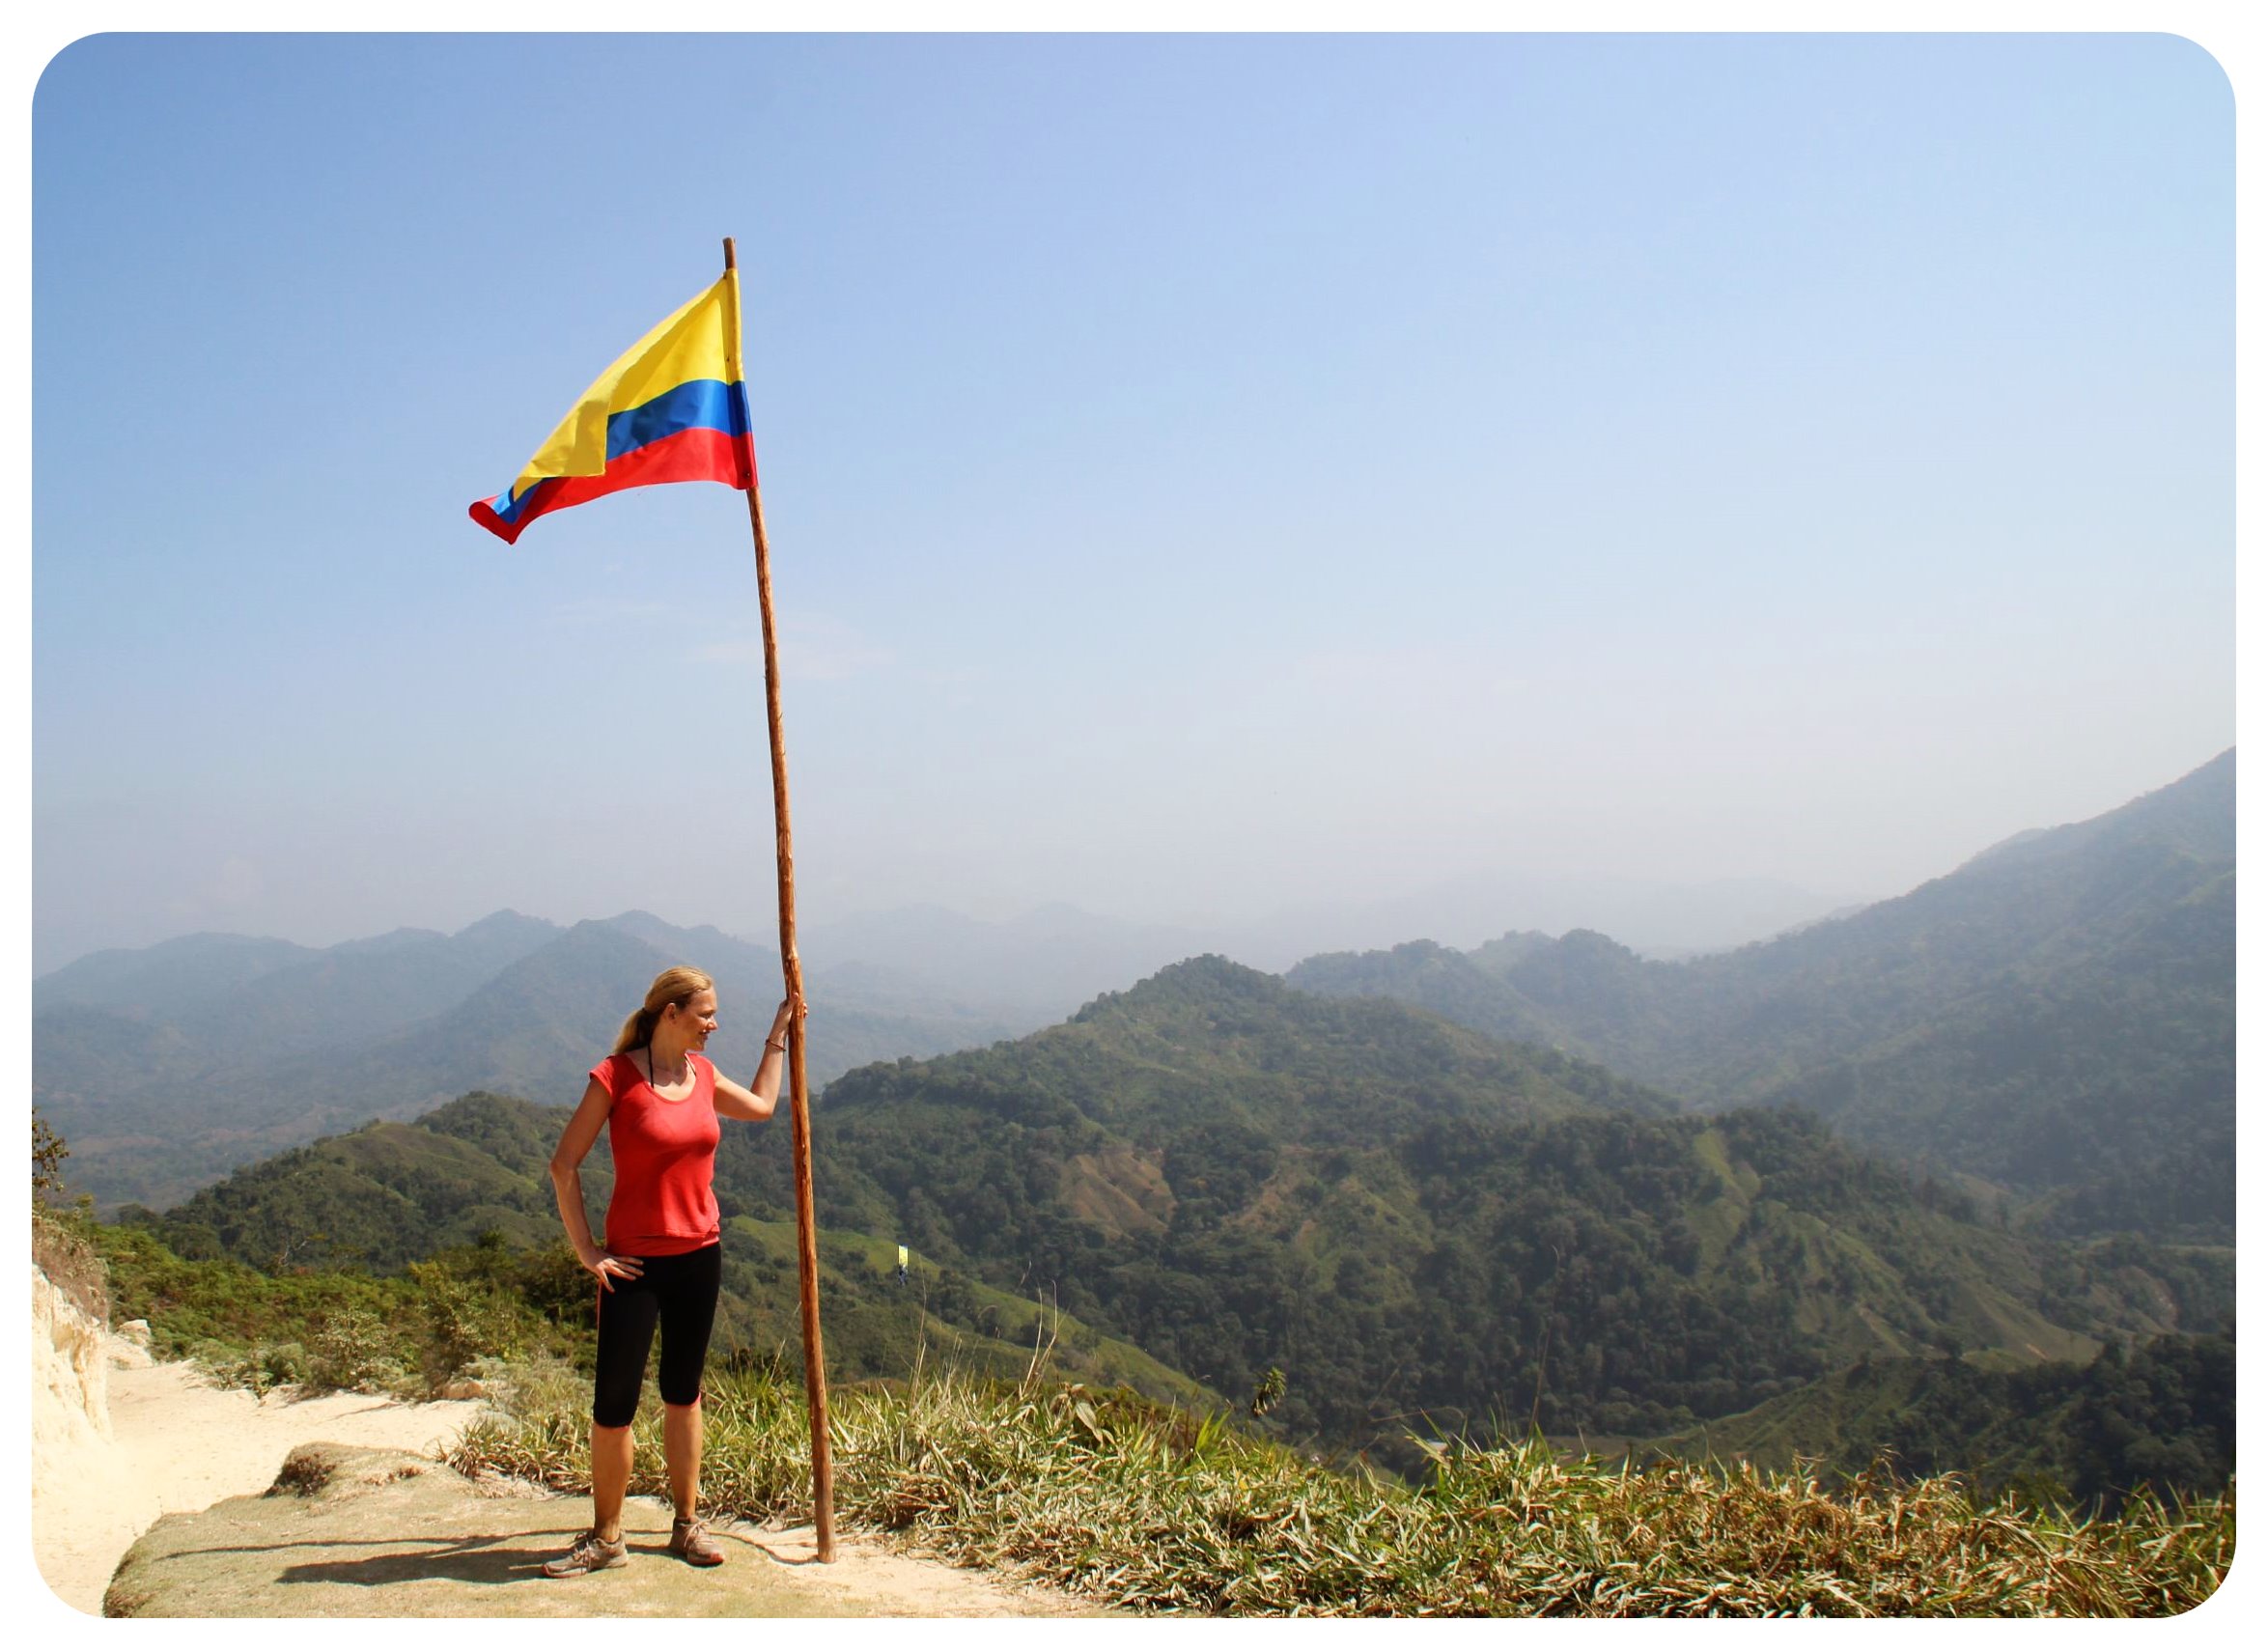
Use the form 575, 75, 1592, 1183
42, 750, 2231, 1246
34, 931, 327, 1018
36, 909, 1022, 1211
1286, 750, 2235, 1240
801, 900, 1214, 1019
793, 875, 1855, 1017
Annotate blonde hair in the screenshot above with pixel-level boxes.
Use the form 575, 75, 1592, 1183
611, 965, 715, 1054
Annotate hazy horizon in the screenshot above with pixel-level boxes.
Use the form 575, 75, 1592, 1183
32, 740, 2230, 980
32, 35, 2235, 976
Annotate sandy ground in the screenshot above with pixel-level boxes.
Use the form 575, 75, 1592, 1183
36, 1355, 1109, 1619
33, 1357, 488, 1616
101, 1444, 1108, 1618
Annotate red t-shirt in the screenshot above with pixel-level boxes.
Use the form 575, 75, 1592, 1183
591, 1051, 722, 1256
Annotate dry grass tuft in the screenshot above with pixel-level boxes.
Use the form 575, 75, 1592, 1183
33, 1208, 110, 1326
449, 1359, 2231, 1617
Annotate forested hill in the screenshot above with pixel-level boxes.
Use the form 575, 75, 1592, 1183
118, 958, 2231, 1491
119, 1090, 1217, 1412
714, 956, 2223, 1468
1638, 1328, 2236, 1511
1285, 750, 2234, 1240
126, 1092, 605, 1270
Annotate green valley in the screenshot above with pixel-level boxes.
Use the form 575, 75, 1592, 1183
708, 957, 2226, 1479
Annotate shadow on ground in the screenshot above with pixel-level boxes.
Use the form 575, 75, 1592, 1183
104, 1443, 1115, 1618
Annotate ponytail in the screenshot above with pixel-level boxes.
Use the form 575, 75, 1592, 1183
610, 1005, 658, 1054
609, 965, 716, 1054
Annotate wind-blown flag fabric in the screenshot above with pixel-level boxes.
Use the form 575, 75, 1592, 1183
469, 274, 756, 544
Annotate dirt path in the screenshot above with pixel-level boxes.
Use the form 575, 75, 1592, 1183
33, 1357, 488, 1615
37, 1356, 1111, 1619
104, 1443, 1109, 1617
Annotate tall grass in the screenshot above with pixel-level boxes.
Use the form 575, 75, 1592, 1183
448, 1355, 2231, 1616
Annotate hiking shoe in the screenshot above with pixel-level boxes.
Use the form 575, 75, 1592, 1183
670, 1516, 726, 1567
541, 1528, 628, 1578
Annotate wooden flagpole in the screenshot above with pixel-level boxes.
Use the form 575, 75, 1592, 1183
723, 236, 836, 1561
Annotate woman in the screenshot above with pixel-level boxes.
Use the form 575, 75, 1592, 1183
542, 965, 800, 1578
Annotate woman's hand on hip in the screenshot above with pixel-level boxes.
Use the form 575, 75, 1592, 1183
581, 1249, 643, 1292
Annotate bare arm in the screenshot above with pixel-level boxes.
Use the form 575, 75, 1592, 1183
714, 995, 799, 1123
550, 1077, 641, 1290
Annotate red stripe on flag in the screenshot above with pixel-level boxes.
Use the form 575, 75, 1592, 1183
468, 426, 756, 545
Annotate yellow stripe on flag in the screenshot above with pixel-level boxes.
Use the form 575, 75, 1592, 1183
504, 274, 741, 502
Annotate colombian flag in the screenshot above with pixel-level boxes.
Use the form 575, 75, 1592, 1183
469, 274, 757, 544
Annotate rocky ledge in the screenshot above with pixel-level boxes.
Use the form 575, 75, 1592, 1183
104, 1442, 1106, 1618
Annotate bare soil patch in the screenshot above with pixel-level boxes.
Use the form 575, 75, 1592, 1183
104, 1443, 1110, 1618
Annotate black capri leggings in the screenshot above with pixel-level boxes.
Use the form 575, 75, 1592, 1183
592, 1243, 721, 1427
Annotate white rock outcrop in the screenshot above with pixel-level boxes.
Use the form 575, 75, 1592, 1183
32, 1263, 489, 1615
33, 1264, 115, 1472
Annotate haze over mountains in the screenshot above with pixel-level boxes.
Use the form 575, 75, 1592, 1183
796, 869, 1861, 1017
1287, 749, 2235, 1242
37, 749, 2235, 1244
40, 868, 1858, 1027
48, 749, 2235, 1496
35, 910, 1021, 1210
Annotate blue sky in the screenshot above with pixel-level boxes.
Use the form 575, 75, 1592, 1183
31, 32, 2235, 971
